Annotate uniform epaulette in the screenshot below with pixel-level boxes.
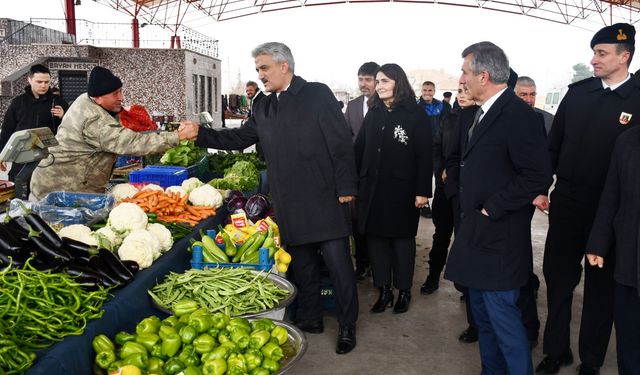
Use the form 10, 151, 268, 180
568, 76, 598, 89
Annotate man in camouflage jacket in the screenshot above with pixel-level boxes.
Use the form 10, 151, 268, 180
30, 66, 188, 199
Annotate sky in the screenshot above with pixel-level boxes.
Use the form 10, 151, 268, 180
6, 0, 639, 95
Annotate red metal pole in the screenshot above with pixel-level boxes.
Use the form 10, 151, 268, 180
65, 0, 76, 36
132, 18, 140, 48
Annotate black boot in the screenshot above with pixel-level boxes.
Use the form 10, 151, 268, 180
370, 285, 394, 313
336, 324, 356, 354
393, 289, 411, 314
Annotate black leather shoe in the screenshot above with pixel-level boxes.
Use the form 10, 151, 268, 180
458, 326, 478, 343
336, 325, 356, 354
295, 319, 324, 334
355, 265, 371, 281
535, 350, 573, 374
420, 277, 440, 295
577, 364, 600, 375
370, 285, 394, 313
393, 289, 411, 314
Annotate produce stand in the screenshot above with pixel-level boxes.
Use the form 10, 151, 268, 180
26, 210, 226, 375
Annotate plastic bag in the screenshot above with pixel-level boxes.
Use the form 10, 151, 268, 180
37, 192, 115, 227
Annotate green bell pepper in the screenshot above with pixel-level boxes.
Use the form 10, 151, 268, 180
92, 334, 115, 354
244, 351, 263, 371
260, 342, 283, 362
189, 313, 215, 333
95, 350, 116, 370
107, 360, 123, 373
217, 329, 230, 344
178, 344, 201, 367
220, 340, 239, 354
183, 365, 203, 375
211, 312, 230, 330
151, 344, 165, 359
230, 326, 251, 349
270, 326, 288, 345
250, 318, 276, 333
137, 315, 162, 335
193, 333, 216, 354
173, 299, 199, 317
163, 357, 186, 375
180, 325, 198, 344
249, 330, 271, 349
227, 353, 247, 373
122, 352, 149, 370
179, 313, 192, 324
161, 333, 182, 358
250, 368, 270, 375
207, 327, 220, 338
202, 358, 227, 375
228, 317, 251, 332
163, 315, 180, 327
136, 333, 161, 351
261, 358, 280, 373
159, 324, 179, 340
201, 345, 229, 362
119, 341, 148, 359
114, 331, 136, 346
148, 357, 165, 374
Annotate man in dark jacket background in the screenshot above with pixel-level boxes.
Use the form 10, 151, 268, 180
0, 64, 68, 181
179, 42, 359, 355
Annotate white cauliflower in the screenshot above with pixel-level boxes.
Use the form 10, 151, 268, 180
124, 229, 162, 260
110, 183, 139, 201
118, 236, 154, 269
95, 226, 124, 248
59, 224, 97, 246
181, 177, 204, 193
147, 223, 173, 252
165, 186, 187, 197
188, 184, 223, 208
142, 184, 164, 191
107, 202, 148, 233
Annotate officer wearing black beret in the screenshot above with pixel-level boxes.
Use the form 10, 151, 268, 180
536, 22, 640, 375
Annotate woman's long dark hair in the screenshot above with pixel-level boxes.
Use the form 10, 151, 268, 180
368, 63, 416, 109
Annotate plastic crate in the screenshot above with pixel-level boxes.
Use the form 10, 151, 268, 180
128, 166, 188, 188
185, 155, 209, 178
191, 245, 274, 272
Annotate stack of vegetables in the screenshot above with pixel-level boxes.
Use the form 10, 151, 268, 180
148, 268, 290, 317
207, 151, 265, 175
0, 260, 110, 373
159, 141, 206, 168
209, 161, 260, 192
93, 305, 293, 375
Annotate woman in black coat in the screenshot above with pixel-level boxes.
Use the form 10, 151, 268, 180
354, 63, 433, 314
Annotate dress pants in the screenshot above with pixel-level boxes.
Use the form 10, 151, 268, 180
428, 187, 454, 277
614, 283, 640, 375
349, 201, 369, 270
367, 236, 415, 290
288, 237, 358, 326
542, 188, 615, 366
468, 288, 533, 375
518, 272, 540, 341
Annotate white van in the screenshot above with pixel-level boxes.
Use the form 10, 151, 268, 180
544, 87, 568, 115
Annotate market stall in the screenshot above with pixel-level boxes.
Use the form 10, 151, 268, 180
26, 212, 224, 375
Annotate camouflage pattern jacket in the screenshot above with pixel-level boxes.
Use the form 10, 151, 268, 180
30, 93, 179, 199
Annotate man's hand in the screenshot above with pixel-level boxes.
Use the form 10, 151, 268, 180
415, 196, 429, 208
51, 105, 64, 119
338, 196, 354, 204
532, 195, 549, 212
586, 254, 604, 268
178, 121, 199, 141
0, 161, 6, 172
441, 169, 447, 183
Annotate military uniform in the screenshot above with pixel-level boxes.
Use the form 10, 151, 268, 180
30, 93, 179, 199
542, 74, 640, 367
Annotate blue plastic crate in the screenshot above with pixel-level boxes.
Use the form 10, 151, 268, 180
128, 166, 188, 188
191, 245, 274, 272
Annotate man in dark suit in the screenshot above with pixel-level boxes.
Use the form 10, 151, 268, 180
179, 42, 359, 355
515, 76, 554, 135
444, 41, 552, 374
344, 61, 379, 280
245, 81, 267, 159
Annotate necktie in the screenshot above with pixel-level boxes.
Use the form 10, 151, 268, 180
467, 107, 484, 140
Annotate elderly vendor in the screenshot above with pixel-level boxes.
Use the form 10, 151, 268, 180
30, 66, 191, 199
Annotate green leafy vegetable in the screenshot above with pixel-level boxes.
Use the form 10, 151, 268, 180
208, 161, 260, 191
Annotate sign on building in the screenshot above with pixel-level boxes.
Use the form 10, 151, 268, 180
48, 62, 97, 71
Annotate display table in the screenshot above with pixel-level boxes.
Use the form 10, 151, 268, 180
27, 212, 225, 374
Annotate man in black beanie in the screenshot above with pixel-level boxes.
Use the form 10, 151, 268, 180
535, 23, 640, 375
30, 66, 193, 198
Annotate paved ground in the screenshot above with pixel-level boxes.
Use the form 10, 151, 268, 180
285, 210, 618, 374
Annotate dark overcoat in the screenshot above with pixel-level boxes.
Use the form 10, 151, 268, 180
444, 89, 552, 290
195, 76, 357, 246
354, 100, 433, 238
